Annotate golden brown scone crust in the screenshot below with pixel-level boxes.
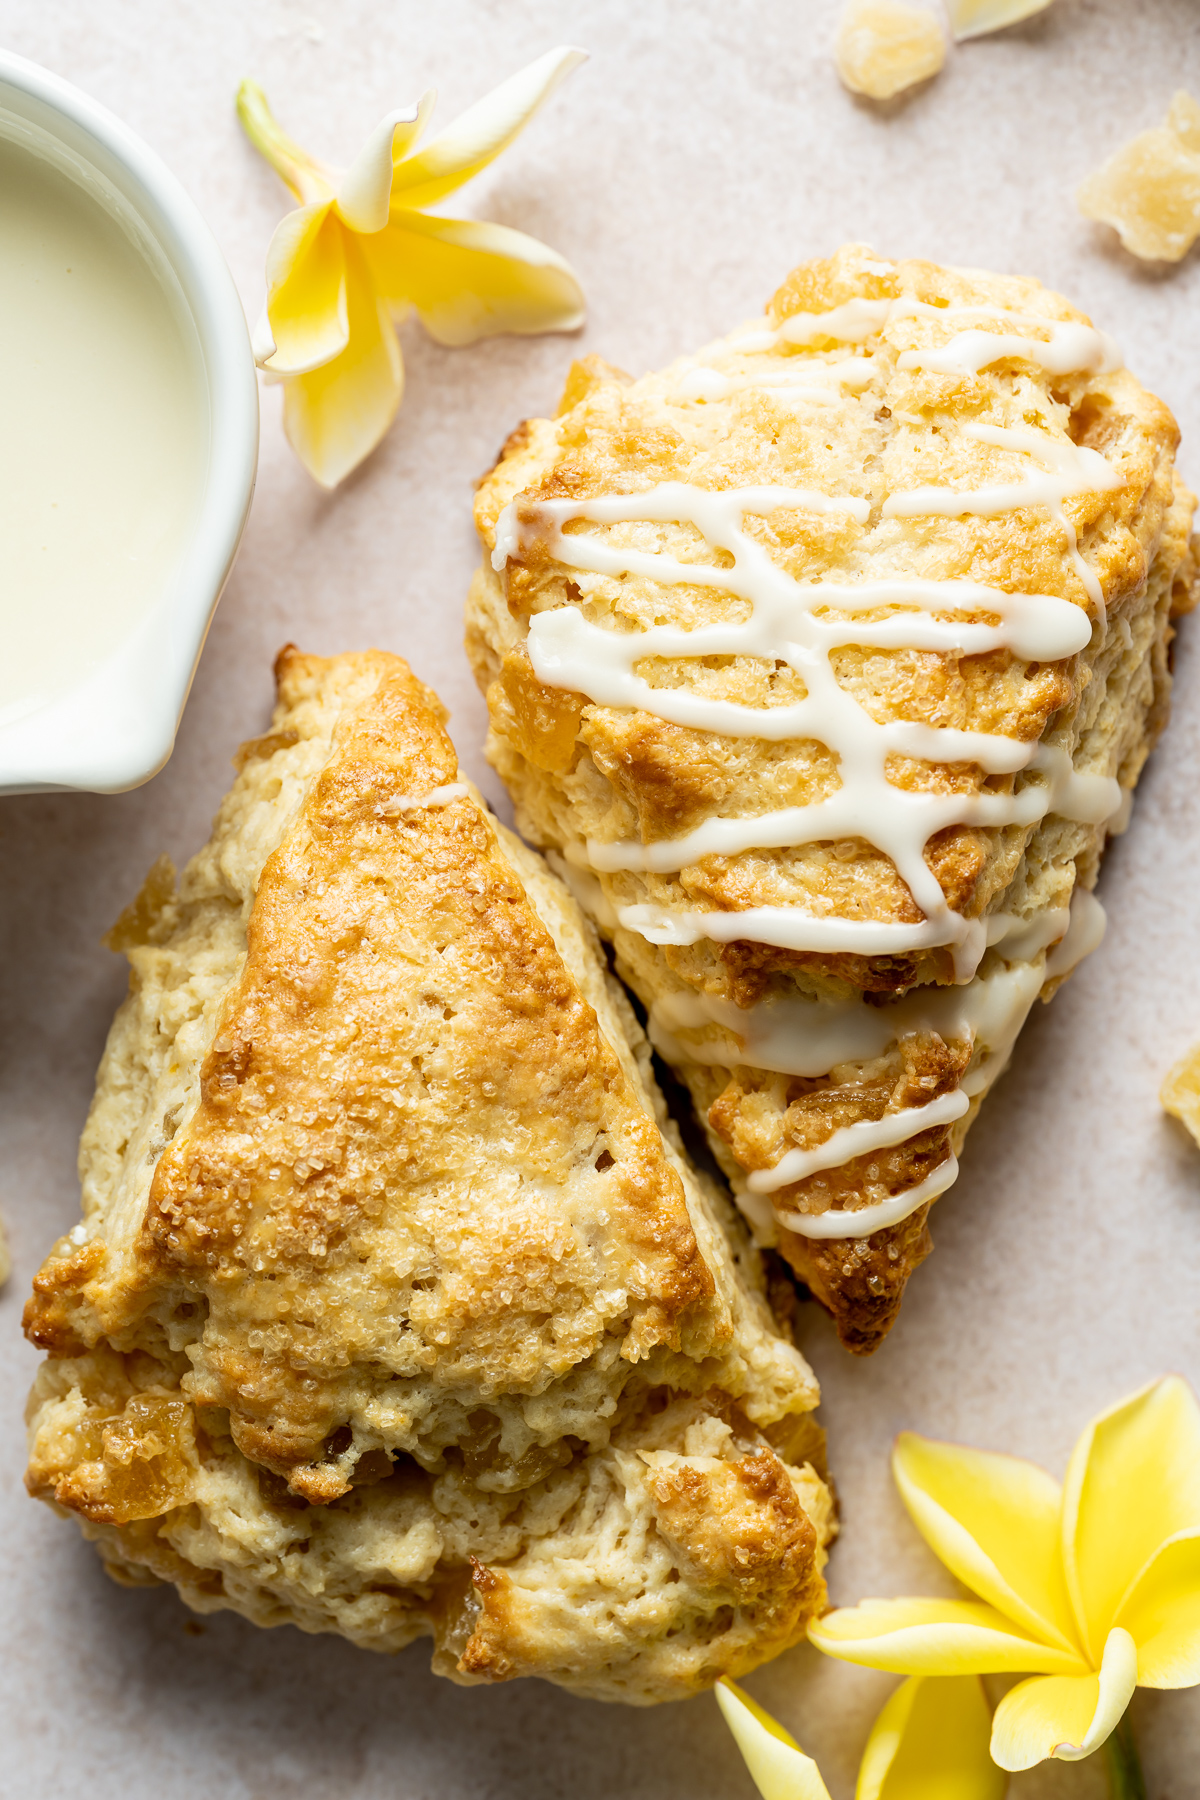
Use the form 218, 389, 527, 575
466, 246, 1197, 1351
24, 649, 831, 1704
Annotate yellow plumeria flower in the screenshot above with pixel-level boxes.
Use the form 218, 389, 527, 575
809, 1377, 1200, 1775
716, 1673, 1002, 1799
237, 46, 586, 487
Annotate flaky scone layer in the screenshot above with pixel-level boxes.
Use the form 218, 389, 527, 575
466, 245, 1197, 1350
24, 650, 831, 1704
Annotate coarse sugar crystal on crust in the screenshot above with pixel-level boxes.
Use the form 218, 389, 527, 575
466, 244, 1198, 1352
23, 647, 832, 1705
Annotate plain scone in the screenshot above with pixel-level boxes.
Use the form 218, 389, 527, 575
467, 245, 1198, 1351
23, 649, 833, 1705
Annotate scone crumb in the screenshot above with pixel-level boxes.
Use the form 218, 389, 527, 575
103, 854, 176, 952
834, 0, 945, 101
1162, 1042, 1200, 1148
946, 0, 1054, 41
1078, 92, 1200, 264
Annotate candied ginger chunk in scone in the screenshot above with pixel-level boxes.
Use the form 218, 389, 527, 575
467, 244, 1197, 1352
23, 648, 832, 1705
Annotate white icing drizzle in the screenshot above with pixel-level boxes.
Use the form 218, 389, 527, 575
380, 783, 468, 815
688, 299, 1118, 417
893, 306, 1121, 379
649, 942, 1052, 1081
492, 294, 1122, 975
623, 899, 987, 968
733, 295, 895, 351
883, 423, 1119, 614
739, 294, 1122, 375
775, 1154, 961, 1240
653, 887, 1105, 1239
746, 1088, 970, 1194
1105, 787, 1133, 838
882, 425, 1117, 524
983, 903, 1072, 966
581, 742, 1117, 875
1044, 884, 1106, 978
501, 475, 1110, 974
545, 848, 619, 930
611, 812, 1114, 972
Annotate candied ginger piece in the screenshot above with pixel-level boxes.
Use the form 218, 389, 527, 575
1078, 91, 1200, 263
946, 0, 1054, 40
835, 0, 946, 101
1163, 1042, 1200, 1149
1170, 89, 1200, 153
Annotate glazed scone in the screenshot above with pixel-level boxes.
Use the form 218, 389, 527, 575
466, 244, 1197, 1351
23, 649, 832, 1705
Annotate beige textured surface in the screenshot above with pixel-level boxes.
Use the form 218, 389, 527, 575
22, 649, 831, 1703
2, 0, 1200, 1794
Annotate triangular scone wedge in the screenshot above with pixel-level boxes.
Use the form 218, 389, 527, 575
467, 244, 1198, 1352
24, 649, 832, 1704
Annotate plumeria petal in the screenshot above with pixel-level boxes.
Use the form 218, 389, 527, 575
1115, 1527, 1200, 1687
714, 1679, 832, 1800
946, 0, 1055, 40
258, 204, 346, 376
280, 236, 403, 488
856, 1676, 1005, 1800
893, 1433, 1079, 1655
251, 307, 279, 369
390, 45, 586, 209
808, 1597, 1086, 1676
364, 211, 584, 346
990, 1627, 1138, 1770
335, 98, 434, 233
237, 80, 336, 205
1062, 1376, 1200, 1665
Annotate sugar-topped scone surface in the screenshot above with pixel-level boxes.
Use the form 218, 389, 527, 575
467, 245, 1197, 1350
24, 649, 831, 1704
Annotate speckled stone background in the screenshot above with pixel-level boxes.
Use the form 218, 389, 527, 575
1, 2, 1199, 1795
